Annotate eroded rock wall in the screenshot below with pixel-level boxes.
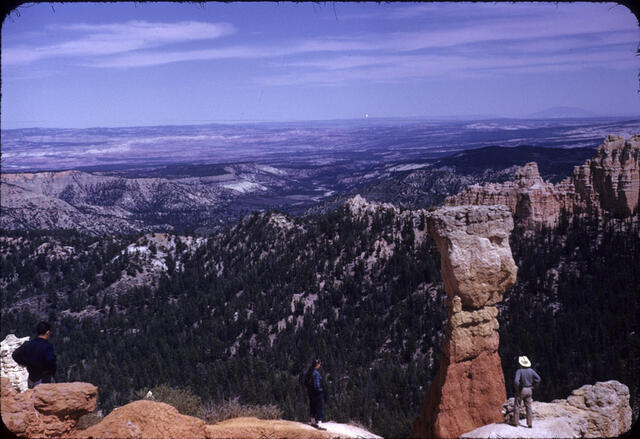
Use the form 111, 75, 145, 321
412, 205, 518, 439
574, 135, 640, 217
447, 135, 640, 228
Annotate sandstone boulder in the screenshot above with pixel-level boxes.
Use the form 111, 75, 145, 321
1, 377, 98, 438
412, 205, 518, 439
462, 380, 632, 438
1, 334, 29, 392
75, 399, 207, 439
34, 382, 99, 417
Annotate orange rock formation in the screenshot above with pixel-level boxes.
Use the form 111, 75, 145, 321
75, 400, 207, 439
447, 135, 640, 228
1, 377, 97, 438
412, 205, 518, 438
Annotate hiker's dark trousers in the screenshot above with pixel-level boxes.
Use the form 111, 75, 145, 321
514, 386, 534, 427
28, 375, 55, 389
309, 391, 324, 422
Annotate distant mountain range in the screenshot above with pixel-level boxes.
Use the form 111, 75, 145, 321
525, 106, 598, 119
2, 117, 638, 234
522, 106, 639, 119
1, 145, 597, 235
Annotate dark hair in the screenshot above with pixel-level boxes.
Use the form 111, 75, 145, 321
36, 322, 51, 336
306, 358, 321, 376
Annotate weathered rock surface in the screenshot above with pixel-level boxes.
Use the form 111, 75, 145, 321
574, 135, 640, 217
447, 135, 640, 228
1, 333, 29, 392
412, 205, 518, 439
461, 380, 632, 438
75, 404, 379, 439
1, 377, 98, 438
75, 399, 206, 439
206, 417, 381, 439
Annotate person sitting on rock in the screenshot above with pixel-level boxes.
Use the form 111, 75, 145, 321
512, 355, 541, 428
12, 321, 57, 388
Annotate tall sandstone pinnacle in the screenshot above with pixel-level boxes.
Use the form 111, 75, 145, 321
412, 205, 518, 439
447, 135, 640, 228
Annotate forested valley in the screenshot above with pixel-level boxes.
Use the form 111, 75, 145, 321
1, 202, 638, 437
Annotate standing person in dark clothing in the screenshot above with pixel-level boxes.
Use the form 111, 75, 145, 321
304, 358, 326, 430
512, 355, 541, 428
12, 322, 57, 388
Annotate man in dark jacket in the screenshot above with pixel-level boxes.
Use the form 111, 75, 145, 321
12, 322, 57, 388
512, 355, 541, 428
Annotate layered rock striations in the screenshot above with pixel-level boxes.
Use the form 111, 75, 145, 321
1, 377, 98, 438
412, 205, 518, 438
447, 135, 640, 228
462, 380, 632, 438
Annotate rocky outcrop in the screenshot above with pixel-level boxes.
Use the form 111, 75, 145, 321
76, 402, 380, 439
412, 205, 518, 439
1, 333, 29, 392
206, 417, 381, 439
1, 377, 98, 438
461, 380, 632, 438
574, 135, 640, 217
447, 135, 640, 228
75, 400, 207, 439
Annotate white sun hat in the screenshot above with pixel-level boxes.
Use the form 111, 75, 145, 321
518, 356, 531, 367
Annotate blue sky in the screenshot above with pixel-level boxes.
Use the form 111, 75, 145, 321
1, 2, 639, 128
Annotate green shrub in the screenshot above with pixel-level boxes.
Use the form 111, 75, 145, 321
198, 396, 283, 424
134, 384, 203, 417
76, 410, 104, 430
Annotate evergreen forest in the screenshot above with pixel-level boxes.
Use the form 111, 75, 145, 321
1, 203, 638, 437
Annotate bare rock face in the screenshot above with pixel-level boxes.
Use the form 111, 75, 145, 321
447, 135, 640, 228
412, 205, 518, 439
447, 162, 576, 229
1, 377, 98, 438
574, 135, 640, 217
1, 333, 29, 392
462, 380, 632, 438
76, 400, 207, 439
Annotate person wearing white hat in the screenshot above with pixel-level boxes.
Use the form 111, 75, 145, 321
512, 355, 541, 428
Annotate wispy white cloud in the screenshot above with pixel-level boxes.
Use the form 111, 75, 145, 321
3, 3, 637, 84
259, 47, 638, 87
3, 20, 235, 65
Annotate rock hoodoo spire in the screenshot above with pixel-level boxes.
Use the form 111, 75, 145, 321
412, 205, 518, 439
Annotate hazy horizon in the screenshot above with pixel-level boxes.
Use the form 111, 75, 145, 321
3, 112, 640, 133
1, 2, 639, 130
